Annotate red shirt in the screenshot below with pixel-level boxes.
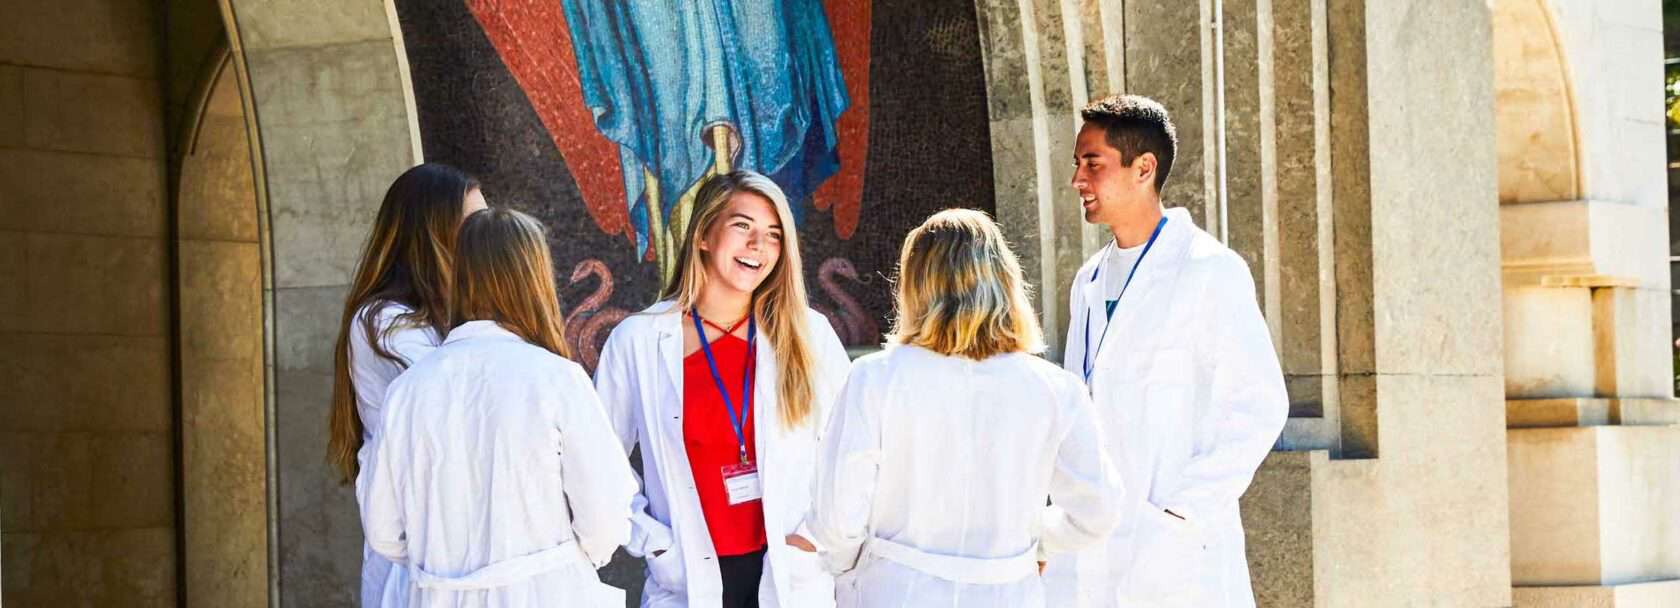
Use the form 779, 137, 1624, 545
683, 324, 767, 556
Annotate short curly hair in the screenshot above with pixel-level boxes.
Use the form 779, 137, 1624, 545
1080, 95, 1178, 193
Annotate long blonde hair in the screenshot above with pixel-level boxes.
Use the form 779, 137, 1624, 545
662, 171, 818, 429
889, 209, 1044, 359
329, 163, 477, 483
452, 208, 573, 358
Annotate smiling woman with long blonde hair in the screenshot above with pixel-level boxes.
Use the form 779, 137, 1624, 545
798, 209, 1123, 608
595, 171, 852, 608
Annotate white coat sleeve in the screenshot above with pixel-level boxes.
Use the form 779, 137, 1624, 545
1038, 383, 1124, 558
804, 367, 881, 574
1157, 258, 1288, 521
359, 385, 409, 564
556, 367, 639, 568
593, 329, 675, 558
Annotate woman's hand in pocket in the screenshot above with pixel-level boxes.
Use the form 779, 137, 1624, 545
785, 534, 817, 553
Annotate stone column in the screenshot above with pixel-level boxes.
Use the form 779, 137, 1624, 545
1124, 0, 1217, 232
1265, 0, 1334, 429
1223, 0, 1335, 435
1220, 0, 1263, 289
1129, 0, 1342, 445
1497, 1, 1680, 604
1234, 0, 1339, 603
1242, 1, 1513, 605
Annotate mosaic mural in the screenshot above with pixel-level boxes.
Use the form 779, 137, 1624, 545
395, 0, 995, 368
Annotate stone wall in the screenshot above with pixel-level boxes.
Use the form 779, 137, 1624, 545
0, 1, 177, 605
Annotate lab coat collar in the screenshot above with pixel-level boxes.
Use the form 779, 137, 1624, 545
1084, 206, 1197, 365
443, 320, 528, 346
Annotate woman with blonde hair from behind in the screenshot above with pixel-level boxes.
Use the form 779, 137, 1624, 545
595, 171, 852, 607
359, 208, 637, 607
794, 208, 1123, 607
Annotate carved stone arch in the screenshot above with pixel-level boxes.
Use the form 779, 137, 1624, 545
1493, 0, 1582, 204
214, 0, 421, 604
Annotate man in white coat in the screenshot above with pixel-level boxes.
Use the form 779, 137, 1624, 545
1042, 95, 1288, 607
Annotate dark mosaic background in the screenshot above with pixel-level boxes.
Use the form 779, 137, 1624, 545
394, 0, 994, 371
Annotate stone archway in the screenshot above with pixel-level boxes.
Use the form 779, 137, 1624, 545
214, 0, 421, 604
175, 45, 270, 607
1493, 0, 1581, 205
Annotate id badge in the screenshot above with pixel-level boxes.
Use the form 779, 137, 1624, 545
722, 461, 762, 505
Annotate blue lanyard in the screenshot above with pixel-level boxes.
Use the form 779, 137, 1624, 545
692, 311, 757, 464
1082, 216, 1168, 384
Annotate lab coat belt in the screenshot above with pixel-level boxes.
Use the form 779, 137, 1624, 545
864, 537, 1038, 585
411, 540, 586, 590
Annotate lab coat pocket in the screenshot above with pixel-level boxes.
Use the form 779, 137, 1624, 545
835, 554, 886, 608
646, 545, 687, 592
1127, 505, 1207, 601
783, 547, 836, 605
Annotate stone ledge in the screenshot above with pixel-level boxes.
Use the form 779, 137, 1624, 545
1507, 398, 1680, 428
1500, 199, 1668, 289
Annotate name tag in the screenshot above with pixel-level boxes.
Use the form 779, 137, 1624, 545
722, 461, 762, 505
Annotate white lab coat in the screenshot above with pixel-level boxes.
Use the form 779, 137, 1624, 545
595, 301, 852, 608
1043, 207, 1289, 607
349, 302, 442, 608
804, 345, 1123, 608
360, 320, 638, 608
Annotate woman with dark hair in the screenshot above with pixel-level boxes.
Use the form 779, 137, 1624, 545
327, 162, 486, 607
360, 208, 636, 607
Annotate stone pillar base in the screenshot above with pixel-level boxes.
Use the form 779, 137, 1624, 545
1514, 579, 1680, 607
1508, 425, 1680, 587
